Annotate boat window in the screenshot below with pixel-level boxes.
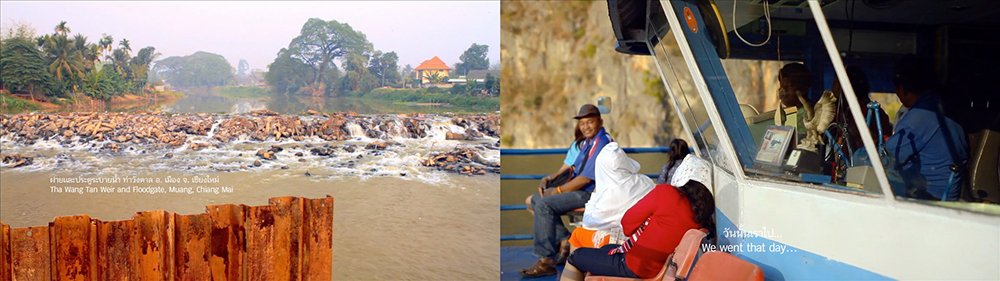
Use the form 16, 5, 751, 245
683, 3, 889, 197
646, 28, 732, 174
647, 0, 1000, 211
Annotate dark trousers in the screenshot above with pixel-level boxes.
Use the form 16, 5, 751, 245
529, 190, 590, 259
567, 244, 639, 278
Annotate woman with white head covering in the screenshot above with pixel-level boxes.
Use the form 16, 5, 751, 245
566, 142, 656, 252
561, 155, 716, 281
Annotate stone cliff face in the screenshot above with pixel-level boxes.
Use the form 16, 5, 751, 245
501, 1, 674, 149
501, 1, 783, 149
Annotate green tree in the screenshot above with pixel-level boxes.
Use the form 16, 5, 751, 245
454, 43, 489, 76
42, 33, 84, 84
426, 72, 447, 84
83, 65, 127, 100
237, 58, 249, 77
1, 20, 38, 43
484, 74, 499, 97
285, 18, 367, 96
265, 48, 317, 93
340, 50, 377, 94
401, 64, 414, 88
54, 21, 70, 37
0, 37, 53, 99
118, 38, 131, 54
153, 51, 234, 87
98, 34, 113, 61
109, 48, 131, 77
129, 46, 159, 91
368, 50, 400, 88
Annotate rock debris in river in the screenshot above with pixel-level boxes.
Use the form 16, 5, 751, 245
1, 154, 33, 168
423, 146, 500, 175
0, 111, 500, 175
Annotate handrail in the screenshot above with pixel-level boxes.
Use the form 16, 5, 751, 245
500, 147, 674, 242
501, 147, 674, 156
501, 204, 528, 211
501, 235, 533, 241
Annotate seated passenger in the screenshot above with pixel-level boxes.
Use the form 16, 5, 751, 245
526, 127, 586, 216
523, 126, 585, 265
656, 139, 690, 184
886, 55, 969, 200
567, 142, 656, 253
561, 155, 716, 281
776, 63, 812, 138
521, 104, 612, 278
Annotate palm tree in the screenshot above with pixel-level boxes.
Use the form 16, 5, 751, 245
71, 34, 92, 70
118, 38, 131, 54
43, 34, 85, 83
110, 48, 131, 76
130, 46, 159, 91
54, 21, 70, 36
72, 34, 87, 51
34, 34, 49, 48
87, 44, 102, 69
98, 34, 113, 61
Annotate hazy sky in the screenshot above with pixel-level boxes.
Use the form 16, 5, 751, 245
0, 1, 499, 72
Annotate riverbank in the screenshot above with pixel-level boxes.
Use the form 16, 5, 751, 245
0, 90, 186, 114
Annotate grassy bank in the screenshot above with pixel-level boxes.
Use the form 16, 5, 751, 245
0, 92, 42, 113
213, 86, 271, 100
363, 88, 499, 113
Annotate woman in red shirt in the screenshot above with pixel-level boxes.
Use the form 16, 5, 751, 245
560, 155, 716, 280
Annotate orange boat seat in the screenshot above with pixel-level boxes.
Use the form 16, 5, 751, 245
687, 251, 765, 281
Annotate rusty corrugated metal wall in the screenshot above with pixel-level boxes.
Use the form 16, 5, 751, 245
0, 196, 334, 281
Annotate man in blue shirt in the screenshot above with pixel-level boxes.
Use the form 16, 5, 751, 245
521, 104, 612, 278
886, 56, 968, 201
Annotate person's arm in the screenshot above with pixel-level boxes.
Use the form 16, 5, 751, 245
549, 164, 572, 180
546, 137, 607, 196
538, 164, 573, 195
885, 126, 917, 167
619, 186, 661, 236
545, 175, 590, 196
540, 141, 583, 192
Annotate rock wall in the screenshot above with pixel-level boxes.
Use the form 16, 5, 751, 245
501, 1, 784, 149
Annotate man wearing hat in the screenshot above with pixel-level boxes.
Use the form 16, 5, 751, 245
521, 104, 613, 278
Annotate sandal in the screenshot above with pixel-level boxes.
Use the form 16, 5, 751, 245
519, 259, 558, 278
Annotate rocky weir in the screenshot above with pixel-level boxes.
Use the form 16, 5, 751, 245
0, 110, 499, 181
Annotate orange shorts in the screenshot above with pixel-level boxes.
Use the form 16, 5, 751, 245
568, 227, 611, 249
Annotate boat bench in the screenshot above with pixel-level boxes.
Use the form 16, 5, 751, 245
585, 228, 764, 281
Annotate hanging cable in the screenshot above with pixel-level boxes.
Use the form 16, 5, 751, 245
733, 0, 773, 47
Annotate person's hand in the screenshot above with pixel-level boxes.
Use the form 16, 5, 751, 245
538, 185, 546, 198
543, 186, 560, 197
539, 176, 549, 189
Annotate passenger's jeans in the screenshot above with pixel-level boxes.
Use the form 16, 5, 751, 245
530, 190, 591, 259
567, 244, 638, 278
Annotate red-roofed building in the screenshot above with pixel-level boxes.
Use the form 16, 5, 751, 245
414, 56, 451, 87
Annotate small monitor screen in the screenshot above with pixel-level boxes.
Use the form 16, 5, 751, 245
755, 125, 796, 166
